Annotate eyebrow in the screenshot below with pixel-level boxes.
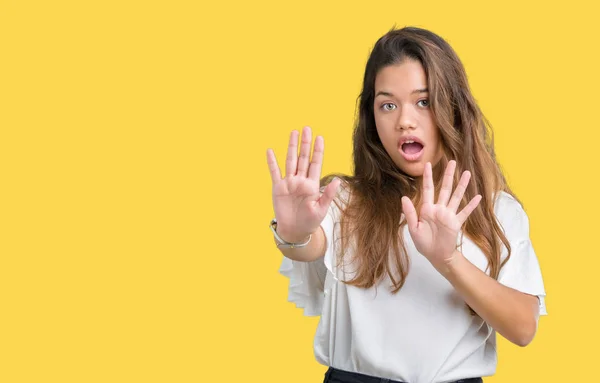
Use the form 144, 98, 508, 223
375, 88, 429, 98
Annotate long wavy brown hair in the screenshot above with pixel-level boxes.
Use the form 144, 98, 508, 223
321, 26, 519, 295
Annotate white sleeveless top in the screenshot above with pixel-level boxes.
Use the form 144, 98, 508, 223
278, 186, 547, 383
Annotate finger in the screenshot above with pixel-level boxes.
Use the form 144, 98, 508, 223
422, 162, 434, 205
308, 135, 324, 182
437, 160, 456, 206
456, 194, 482, 224
447, 170, 472, 213
296, 126, 313, 178
317, 177, 341, 214
401, 196, 419, 232
285, 130, 299, 178
266, 148, 282, 184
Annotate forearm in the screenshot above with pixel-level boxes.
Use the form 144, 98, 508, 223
275, 225, 326, 262
441, 250, 540, 347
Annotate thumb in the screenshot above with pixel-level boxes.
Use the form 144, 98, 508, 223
318, 177, 341, 214
401, 196, 419, 232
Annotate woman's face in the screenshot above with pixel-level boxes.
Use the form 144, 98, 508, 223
373, 59, 443, 177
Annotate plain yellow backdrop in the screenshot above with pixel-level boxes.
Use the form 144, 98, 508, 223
1, 0, 598, 381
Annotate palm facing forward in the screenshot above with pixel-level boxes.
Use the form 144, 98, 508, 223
266, 126, 341, 243
401, 161, 482, 273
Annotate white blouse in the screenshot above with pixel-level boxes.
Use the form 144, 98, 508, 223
279, 186, 547, 383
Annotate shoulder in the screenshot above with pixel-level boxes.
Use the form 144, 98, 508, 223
492, 190, 530, 237
493, 190, 523, 215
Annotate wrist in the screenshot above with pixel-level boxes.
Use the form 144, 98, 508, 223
437, 250, 466, 278
276, 228, 311, 243
270, 219, 313, 245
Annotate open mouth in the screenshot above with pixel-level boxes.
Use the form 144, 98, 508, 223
402, 141, 424, 154
399, 139, 425, 161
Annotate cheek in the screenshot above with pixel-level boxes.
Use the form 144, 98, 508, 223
429, 130, 444, 157
376, 130, 390, 150
427, 123, 441, 146
377, 128, 395, 148
430, 132, 441, 148
374, 120, 387, 141
374, 116, 394, 139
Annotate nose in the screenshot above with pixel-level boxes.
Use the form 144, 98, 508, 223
396, 106, 416, 131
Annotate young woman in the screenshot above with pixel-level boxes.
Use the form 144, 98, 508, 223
266, 26, 546, 383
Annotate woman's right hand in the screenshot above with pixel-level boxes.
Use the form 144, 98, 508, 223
266, 126, 341, 243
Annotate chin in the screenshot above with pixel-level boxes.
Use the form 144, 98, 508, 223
397, 162, 425, 177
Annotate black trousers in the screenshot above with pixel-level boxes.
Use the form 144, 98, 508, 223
323, 367, 483, 383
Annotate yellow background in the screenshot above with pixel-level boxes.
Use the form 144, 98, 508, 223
1, 0, 597, 381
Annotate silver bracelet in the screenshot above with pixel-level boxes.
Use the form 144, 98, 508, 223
269, 218, 312, 248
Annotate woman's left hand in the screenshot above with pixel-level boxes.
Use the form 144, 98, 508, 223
401, 160, 482, 273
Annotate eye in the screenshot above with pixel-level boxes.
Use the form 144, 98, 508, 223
381, 102, 396, 111
417, 99, 430, 107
